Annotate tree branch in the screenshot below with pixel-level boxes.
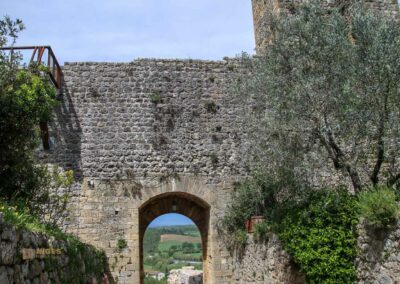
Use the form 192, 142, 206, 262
388, 173, 400, 187
316, 118, 363, 193
370, 93, 388, 186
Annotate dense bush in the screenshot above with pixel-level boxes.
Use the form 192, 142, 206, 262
0, 17, 64, 226
254, 220, 269, 242
220, 168, 305, 238
357, 186, 399, 229
220, 168, 359, 283
276, 189, 358, 284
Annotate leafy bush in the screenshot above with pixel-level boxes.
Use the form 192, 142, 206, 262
117, 238, 128, 250
220, 168, 305, 241
357, 186, 399, 229
277, 189, 358, 284
254, 220, 269, 242
150, 92, 162, 104
233, 229, 248, 248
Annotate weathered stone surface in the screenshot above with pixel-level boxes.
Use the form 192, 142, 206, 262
232, 234, 304, 284
356, 220, 400, 283
0, 221, 105, 284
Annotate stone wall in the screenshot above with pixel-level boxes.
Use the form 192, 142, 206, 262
356, 221, 400, 284
232, 234, 304, 284
39, 59, 249, 283
45, 59, 246, 181
0, 213, 106, 283
251, 0, 399, 53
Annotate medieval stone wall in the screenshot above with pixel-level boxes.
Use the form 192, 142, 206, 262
0, 213, 106, 283
356, 221, 400, 284
39, 59, 250, 283
46, 59, 246, 181
232, 234, 304, 284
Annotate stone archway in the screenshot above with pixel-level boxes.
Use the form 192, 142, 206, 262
139, 192, 211, 284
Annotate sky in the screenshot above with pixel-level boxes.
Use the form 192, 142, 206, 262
148, 213, 195, 228
0, 0, 255, 64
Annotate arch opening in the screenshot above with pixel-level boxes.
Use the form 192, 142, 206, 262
139, 192, 210, 284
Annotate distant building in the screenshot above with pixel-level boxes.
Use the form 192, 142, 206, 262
146, 271, 166, 281
168, 267, 203, 284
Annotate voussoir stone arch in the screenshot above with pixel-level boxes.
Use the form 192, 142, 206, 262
139, 187, 211, 284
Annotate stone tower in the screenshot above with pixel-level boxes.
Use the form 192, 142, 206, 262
251, 0, 399, 54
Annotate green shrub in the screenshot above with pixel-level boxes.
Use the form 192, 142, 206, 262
277, 189, 358, 284
117, 238, 128, 250
204, 100, 217, 113
357, 186, 399, 229
254, 220, 269, 242
233, 229, 248, 248
150, 92, 162, 104
220, 168, 303, 237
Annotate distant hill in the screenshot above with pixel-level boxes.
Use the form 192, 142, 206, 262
160, 234, 201, 243
143, 224, 203, 280
143, 225, 200, 254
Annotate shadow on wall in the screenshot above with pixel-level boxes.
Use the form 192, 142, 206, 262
40, 78, 83, 181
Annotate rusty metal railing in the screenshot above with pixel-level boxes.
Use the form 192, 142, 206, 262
0, 46, 63, 89
0, 46, 63, 150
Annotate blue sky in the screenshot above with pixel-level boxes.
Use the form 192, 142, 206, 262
1, 0, 255, 64
148, 213, 195, 228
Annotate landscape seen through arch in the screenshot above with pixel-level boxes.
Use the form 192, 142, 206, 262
143, 214, 203, 284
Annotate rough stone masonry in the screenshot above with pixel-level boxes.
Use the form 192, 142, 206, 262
34, 1, 400, 283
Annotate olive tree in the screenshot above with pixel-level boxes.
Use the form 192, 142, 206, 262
237, 2, 400, 193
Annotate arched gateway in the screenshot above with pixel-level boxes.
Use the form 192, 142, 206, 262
139, 192, 210, 283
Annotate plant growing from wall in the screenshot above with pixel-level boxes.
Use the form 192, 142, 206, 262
253, 220, 269, 242
220, 169, 359, 282
150, 91, 162, 104
1, 202, 107, 282
204, 100, 217, 113
210, 153, 218, 165
276, 189, 358, 283
117, 238, 128, 251
357, 186, 400, 229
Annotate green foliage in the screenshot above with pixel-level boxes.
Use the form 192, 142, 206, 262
1, 17, 62, 225
277, 189, 358, 284
221, 168, 359, 282
233, 229, 248, 248
210, 153, 218, 165
117, 238, 128, 250
0, 65, 58, 202
357, 186, 400, 229
236, 1, 400, 192
204, 100, 217, 113
0, 201, 107, 283
220, 168, 305, 238
254, 220, 269, 242
151, 91, 162, 104
144, 276, 167, 284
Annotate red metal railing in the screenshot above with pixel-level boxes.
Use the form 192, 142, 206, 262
0, 46, 63, 89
